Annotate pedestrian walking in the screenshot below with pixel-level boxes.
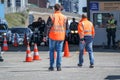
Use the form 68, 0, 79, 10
77, 14, 95, 68
43, 4, 68, 71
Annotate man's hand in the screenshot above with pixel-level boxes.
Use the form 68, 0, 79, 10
80, 40, 85, 44
43, 37, 47, 42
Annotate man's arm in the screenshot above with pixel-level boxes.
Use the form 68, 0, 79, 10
44, 16, 53, 37
92, 24, 95, 38
115, 20, 117, 25
78, 22, 84, 40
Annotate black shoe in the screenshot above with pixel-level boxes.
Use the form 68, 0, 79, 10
89, 65, 94, 68
77, 64, 82, 67
48, 67, 54, 71
57, 67, 61, 71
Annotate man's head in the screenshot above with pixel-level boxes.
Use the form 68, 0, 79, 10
72, 18, 75, 22
82, 14, 87, 19
38, 17, 42, 22
54, 4, 61, 11
109, 14, 114, 19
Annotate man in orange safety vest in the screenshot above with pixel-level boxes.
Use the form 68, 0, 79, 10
77, 14, 95, 68
44, 4, 68, 71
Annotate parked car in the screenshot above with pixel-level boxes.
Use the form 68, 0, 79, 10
10, 27, 33, 45
0, 18, 11, 44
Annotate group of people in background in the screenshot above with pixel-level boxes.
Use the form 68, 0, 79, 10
29, 3, 117, 71
28, 17, 46, 35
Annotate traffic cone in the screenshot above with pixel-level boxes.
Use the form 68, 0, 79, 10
25, 42, 33, 62
83, 48, 87, 55
63, 41, 70, 57
13, 33, 18, 47
2, 35, 8, 51
0, 47, 4, 62
33, 43, 41, 60
47, 51, 57, 59
54, 51, 57, 59
23, 33, 28, 46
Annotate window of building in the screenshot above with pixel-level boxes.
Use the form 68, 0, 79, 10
7, 0, 11, 7
15, 0, 21, 7
93, 13, 110, 28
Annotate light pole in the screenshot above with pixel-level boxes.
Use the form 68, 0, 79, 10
87, 0, 90, 20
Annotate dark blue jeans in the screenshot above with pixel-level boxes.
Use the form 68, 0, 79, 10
107, 31, 116, 47
79, 36, 94, 65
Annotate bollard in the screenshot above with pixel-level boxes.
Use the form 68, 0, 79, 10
0, 46, 4, 62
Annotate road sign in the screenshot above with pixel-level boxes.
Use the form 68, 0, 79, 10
90, 2, 99, 11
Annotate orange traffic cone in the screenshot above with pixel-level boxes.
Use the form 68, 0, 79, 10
13, 33, 18, 47
47, 51, 57, 59
83, 48, 87, 55
33, 43, 41, 60
54, 51, 57, 59
63, 41, 70, 57
2, 35, 8, 51
25, 42, 33, 62
23, 33, 28, 46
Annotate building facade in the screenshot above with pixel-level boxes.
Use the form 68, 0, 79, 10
28, 0, 86, 14
78, 0, 87, 14
1, 0, 28, 13
60, 0, 87, 14
60, 0, 79, 13
28, 0, 47, 8
87, 0, 120, 46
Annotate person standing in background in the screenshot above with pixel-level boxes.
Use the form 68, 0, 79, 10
106, 14, 117, 49
69, 18, 78, 31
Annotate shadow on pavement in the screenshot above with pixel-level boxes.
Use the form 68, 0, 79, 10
105, 75, 120, 80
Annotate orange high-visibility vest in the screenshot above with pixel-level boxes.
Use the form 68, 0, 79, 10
78, 18, 95, 39
49, 11, 67, 41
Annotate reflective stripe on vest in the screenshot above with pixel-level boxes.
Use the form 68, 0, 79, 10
81, 22, 92, 36
107, 19, 116, 29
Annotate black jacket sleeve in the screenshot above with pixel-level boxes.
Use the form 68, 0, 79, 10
44, 16, 53, 37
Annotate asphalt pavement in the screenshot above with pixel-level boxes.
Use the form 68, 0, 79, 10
0, 44, 120, 80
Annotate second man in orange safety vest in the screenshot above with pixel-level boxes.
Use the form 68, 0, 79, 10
77, 14, 95, 68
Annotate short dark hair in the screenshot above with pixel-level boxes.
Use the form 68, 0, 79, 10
38, 17, 42, 21
82, 14, 87, 18
72, 18, 75, 21
54, 4, 61, 11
